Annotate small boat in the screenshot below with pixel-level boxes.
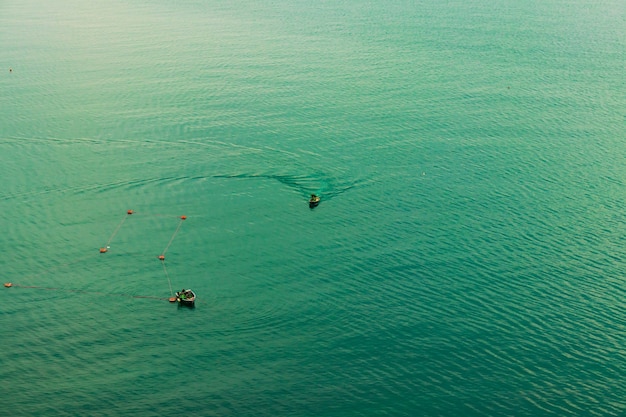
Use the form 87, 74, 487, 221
175, 289, 196, 307
309, 194, 320, 208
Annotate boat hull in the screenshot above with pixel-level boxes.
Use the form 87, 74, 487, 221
309, 197, 320, 208
175, 290, 196, 307
178, 298, 195, 307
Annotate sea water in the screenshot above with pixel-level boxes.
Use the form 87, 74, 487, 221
0, 1, 624, 416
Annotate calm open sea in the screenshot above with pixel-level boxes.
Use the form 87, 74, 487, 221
1, 1, 624, 416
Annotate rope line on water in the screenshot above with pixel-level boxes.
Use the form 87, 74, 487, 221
157, 216, 186, 297
105, 215, 127, 246
3, 284, 170, 301
3, 283, 204, 304
161, 260, 174, 297
160, 216, 186, 258
101, 210, 134, 253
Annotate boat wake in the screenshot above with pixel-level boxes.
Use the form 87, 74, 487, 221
211, 171, 364, 202
1, 134, 373, 204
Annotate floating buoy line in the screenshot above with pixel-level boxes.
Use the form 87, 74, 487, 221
2, 283, 170, 301
4, 210, 196, 306
158, 215, 187, 261
99, 209, 134, 254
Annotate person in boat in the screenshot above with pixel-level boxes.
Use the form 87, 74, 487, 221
178, 289, 186, 299
309, 194, 321, 207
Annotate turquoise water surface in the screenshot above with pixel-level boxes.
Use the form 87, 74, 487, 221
1, 1, 624, 416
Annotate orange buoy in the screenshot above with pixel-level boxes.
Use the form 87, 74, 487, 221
168, 297, 177, 303
180, 215, 187, 220
158, 255, 165, 260
100, 247, 108, 253
127, 209, 134, 215
4, 282, 12, 288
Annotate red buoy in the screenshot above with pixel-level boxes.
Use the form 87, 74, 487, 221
127, 209, 134, 215
158, 255, 165, 260
168, 297, 177, 303
4, 282, 12, 288
100, 247, 108, 253
180, 215, 187, 220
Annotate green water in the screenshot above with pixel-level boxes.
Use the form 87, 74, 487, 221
1, 1, 624, 416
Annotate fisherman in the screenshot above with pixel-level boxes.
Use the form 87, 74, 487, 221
309, 194, 320, 207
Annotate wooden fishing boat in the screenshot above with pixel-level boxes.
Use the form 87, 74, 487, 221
175, 289, 196, 307
309, 194, 320, 208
